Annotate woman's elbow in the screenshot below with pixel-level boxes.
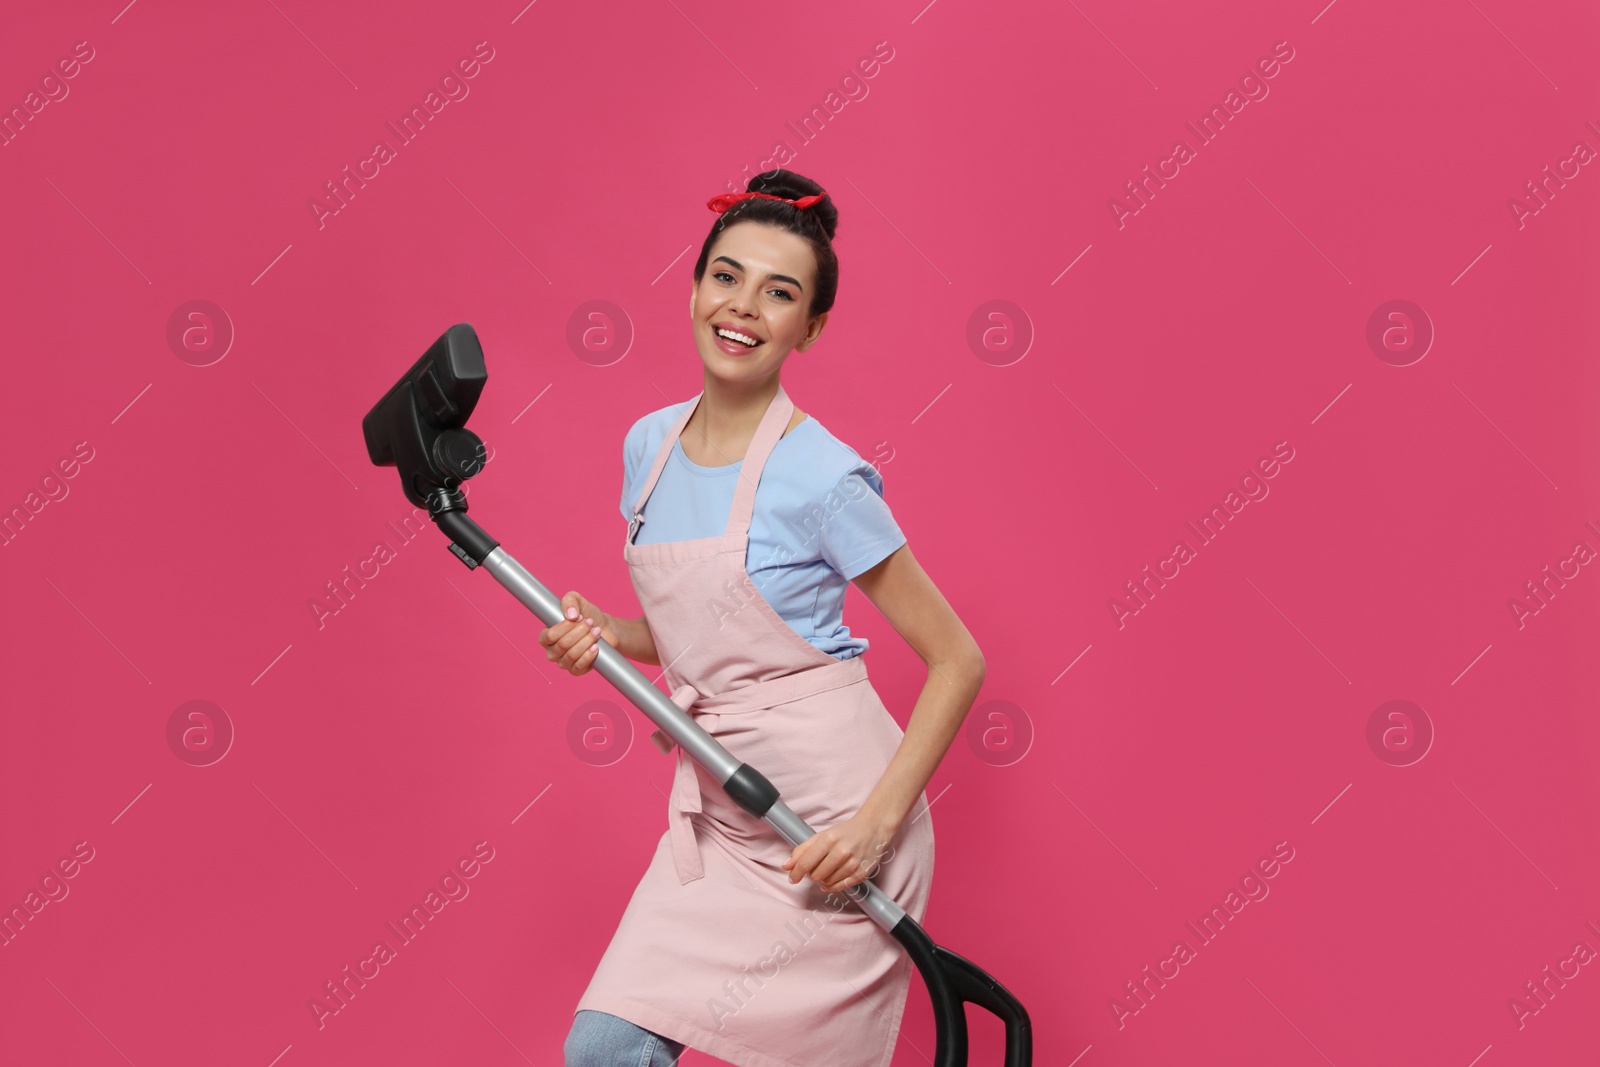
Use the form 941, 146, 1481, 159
957, 639, 985, 682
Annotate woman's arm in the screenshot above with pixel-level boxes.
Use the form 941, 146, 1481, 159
606, 612, 661, 666
850, 543, 985, 831
782, 542, 985, 893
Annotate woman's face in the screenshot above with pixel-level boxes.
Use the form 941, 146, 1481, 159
690, 222, 827, 383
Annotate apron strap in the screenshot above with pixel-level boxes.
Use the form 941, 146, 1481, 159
724, 386, 792, 538
628, 394, 702, 544
627, 387, 795, 543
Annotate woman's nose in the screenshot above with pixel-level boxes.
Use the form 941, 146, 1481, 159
730, 283, 763, 315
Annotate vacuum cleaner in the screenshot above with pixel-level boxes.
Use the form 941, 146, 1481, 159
361, 323, 1032, 1065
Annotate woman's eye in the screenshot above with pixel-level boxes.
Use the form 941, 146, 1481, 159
714, 271, 792, 301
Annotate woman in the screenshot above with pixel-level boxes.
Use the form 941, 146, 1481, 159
539, 169, 986, 1067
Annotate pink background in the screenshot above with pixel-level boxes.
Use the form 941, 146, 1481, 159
3, 1, 1598, 1064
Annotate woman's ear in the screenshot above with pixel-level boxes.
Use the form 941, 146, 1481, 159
796, 311, 829, 352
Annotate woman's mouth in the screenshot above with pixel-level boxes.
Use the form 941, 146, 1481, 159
712, 324, 762, 357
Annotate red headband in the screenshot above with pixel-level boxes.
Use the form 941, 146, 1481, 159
707, 190, 828, 213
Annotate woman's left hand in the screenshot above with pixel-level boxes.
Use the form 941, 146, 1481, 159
782, 811, 899, 894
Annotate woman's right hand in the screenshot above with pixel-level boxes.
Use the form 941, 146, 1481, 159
538, 591, 616, 676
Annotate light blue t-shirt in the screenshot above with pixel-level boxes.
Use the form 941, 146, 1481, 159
621, 401, 906, 660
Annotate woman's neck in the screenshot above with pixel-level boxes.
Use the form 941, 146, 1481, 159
688, 374, 781, 452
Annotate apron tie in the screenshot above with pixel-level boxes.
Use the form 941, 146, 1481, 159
647, 660, 871, 886
658, 683, 707, 884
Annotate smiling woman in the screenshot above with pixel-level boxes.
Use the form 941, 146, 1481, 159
552, 168, 986, 1067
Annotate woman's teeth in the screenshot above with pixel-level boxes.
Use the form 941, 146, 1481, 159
715, 327, 760, 352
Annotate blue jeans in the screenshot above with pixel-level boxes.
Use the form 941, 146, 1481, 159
564, 1009, 686, 1066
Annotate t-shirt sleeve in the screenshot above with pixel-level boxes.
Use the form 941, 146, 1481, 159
620, 416, 647, 522
818, 460, 907, 580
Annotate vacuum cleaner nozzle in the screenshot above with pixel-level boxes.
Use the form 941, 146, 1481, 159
362, 323, 489, 509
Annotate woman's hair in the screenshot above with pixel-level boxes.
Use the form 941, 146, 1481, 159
693, 168, 840, 318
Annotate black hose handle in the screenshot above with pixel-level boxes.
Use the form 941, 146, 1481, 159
891, 914, 1033, 1065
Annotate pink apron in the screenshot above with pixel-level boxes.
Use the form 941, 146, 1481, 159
573, 385, 935, 1067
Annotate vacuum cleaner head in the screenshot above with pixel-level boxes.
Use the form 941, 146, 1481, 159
362, 323, 489, 508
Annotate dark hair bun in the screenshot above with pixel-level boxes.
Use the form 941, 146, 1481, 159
694, 166, 842, 316
749, 168, 838, 242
